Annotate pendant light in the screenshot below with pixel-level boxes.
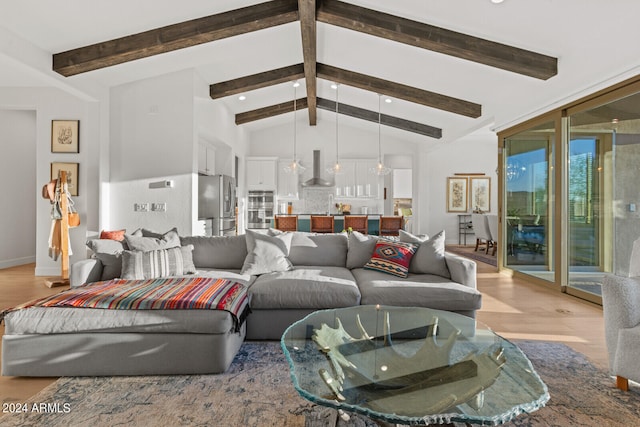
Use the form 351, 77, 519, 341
284, 81, 306, 175
370, 94, 391, 176
326, 83, 343, 175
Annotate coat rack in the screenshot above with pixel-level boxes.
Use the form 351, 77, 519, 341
45, 170, 71, 288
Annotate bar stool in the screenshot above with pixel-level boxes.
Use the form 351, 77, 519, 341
344, 215, 368, 234
274, 215, 298, 232
379, 216, 403, 237
310, 215, 335, 234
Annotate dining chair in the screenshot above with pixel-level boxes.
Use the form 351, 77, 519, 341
486, 214, 499, 256
472, 213, 492, 253
344, 215, 368, 234
274, 215, 298, 232
379, 216, 403, 237
310, 215, 335, 234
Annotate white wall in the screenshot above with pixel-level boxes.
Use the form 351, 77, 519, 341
0, 87, 98, 276
108, 70, 197, 236
0, 109, 36, 268
420, 126, 498, 244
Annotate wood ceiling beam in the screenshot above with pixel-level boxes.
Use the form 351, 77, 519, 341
210, 64, 305, 99
316, 0, 557, 80
236, 97, 308, 125
317, 63, 481, 118
53, 0, 299, 77
299, 0, 317, 125
235, 97, 442, 138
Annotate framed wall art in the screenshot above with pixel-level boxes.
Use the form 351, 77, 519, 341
51, 120, 79, 153
470, 177, 491, 212
446, 177, 468, 212
51, 162, 79, 196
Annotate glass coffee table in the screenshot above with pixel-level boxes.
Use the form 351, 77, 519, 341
281, 305, 549, 425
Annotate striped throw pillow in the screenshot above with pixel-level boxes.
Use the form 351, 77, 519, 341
121, 245, 197, 280
364, 240, 418, 278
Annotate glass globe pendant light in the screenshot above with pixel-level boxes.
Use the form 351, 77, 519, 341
327, 83, 343, 175
284, 81, 306, 175
370, 94, 391, 176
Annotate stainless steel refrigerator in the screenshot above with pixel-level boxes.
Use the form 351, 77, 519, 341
198, 174, 236, 236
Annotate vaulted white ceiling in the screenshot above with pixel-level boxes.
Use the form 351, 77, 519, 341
2, 0, 640, 146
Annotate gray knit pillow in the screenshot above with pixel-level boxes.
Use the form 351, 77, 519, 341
121, 245, 196, 280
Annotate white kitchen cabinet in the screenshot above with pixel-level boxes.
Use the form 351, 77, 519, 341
246, 157, 277, 189
198, 143, 216, 175
335, 159, 380, 199
277, 159, 299, 199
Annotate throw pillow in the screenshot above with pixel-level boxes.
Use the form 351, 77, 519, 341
241, 229, 293, 275
125, 227, 181, 251
86, 238, 129, 281
121, 245, 197, 280
399, 230, 450, 278
99, 229, 126, 241
346, 231, 380, 269
364, 240, 418, 278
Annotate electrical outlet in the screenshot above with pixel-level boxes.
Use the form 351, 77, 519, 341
134, 203, 149, 212
151, 203, 166, 212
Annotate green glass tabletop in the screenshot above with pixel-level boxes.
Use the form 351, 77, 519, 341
281, 305, 549, 425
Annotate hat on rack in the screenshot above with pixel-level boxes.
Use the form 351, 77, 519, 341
42, 179, 57, 202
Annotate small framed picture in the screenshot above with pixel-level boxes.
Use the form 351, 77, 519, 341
447, 177, 468, 212
470, 177, 491, 212
51, 120, 79, 153
51, 162, 79, 196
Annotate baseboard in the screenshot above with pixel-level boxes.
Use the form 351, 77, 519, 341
0, 256, 36, 270
34, 266, 63, 276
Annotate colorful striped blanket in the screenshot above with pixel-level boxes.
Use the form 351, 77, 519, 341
2, 277, 250, 330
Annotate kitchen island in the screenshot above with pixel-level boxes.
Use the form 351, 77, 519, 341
272, 214, 382, 234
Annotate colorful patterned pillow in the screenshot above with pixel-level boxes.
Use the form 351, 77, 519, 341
364, 240, 418, 278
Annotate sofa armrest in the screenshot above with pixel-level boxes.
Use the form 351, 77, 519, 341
602, 274, 640, 369
444, 252, 477, 289
70, 258, 104, 288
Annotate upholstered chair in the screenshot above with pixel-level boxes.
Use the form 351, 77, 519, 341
310, 215, 335, 233
344, 215, 368, 234
602, 237, 640, 391
274, 215, 298, 232
472, 213, 492, 253
486, 214, 499, 256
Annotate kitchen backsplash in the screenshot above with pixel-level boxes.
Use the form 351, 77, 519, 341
302, 188, 333, 214
280, 187, 383, 215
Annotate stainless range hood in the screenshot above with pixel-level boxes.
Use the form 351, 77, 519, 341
302, 150, 333, 187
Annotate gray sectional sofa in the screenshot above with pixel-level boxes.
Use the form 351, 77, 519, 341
2, 229, 479, 376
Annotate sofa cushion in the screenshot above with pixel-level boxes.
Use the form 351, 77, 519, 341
352, 268, 482, 312
121, 245, 197, 280
180, 235, 247, 270
86, 238, 128, 281
241, 230, 293, 275
346, 231, 379, 269
364, 240, 418, 278
400, 230, 451, 278
248, 266, 360, 309
288, 232, 348, 267
125, 227, 181, 251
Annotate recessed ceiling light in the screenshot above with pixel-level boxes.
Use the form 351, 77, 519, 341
238, 95, 246, 101
384, 98, 392, 103
491, 0, 504, 3
331, 83, 338, 89
293, 81, 300, 88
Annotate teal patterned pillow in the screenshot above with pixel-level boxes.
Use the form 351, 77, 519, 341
364, 240, 418, 278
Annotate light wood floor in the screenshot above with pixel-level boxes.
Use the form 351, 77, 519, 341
0, 260, 608, 405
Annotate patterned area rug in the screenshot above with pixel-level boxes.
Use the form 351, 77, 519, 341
447, 245, 498, 267
1, 341, 638, 427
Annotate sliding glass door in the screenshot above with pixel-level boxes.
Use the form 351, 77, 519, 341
502, 120, 555, 284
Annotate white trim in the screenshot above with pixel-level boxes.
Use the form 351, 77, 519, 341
0, 256, 36, 270
34, 266, 64, 277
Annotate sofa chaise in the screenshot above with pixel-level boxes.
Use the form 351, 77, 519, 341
1, 228, 480, 376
